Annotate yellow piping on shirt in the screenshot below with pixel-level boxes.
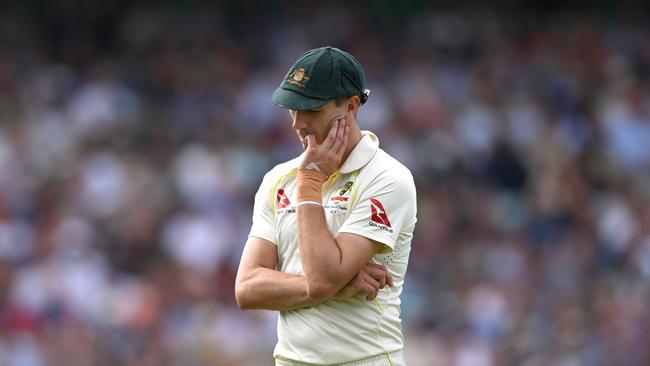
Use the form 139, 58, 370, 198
271, 169, 359, 212
323, 170, 340, 190
271, 168, 298, 211
386, 351, 394, 366
372, 298, 384, 312
348, 171, 360, 211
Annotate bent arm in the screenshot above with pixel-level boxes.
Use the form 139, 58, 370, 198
235, 236, 389, 310
235, 236, 321, 311
297, 204, 384, 300
294, 122, 391, 301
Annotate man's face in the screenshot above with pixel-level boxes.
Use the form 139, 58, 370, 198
289, 99, 348, 150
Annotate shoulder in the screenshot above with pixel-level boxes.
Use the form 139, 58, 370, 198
358, 148, 416, 205
366, 148, 415, 187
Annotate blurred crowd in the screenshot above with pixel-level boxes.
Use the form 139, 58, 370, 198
0, 2, 649, 365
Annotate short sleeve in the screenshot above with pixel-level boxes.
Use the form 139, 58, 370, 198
337, 173, 416, 253
248, 171, 277, 245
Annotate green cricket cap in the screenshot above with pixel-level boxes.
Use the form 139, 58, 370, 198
272, 46, 370, 110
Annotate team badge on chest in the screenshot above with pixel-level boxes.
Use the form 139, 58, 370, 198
331, 181, 353, 202
325, 181, 354, 214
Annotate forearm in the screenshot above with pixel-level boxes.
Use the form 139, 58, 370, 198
297, 205, 348, 293
295, 169, 357, 298
236, 267, 323, 311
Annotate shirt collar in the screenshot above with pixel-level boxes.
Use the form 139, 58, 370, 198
339, 130, 379, 174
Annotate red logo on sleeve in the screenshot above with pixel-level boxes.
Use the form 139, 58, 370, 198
370, 198, 391, 227
277, 189, 291, 209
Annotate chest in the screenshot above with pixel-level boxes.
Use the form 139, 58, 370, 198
273, 173, 358, 267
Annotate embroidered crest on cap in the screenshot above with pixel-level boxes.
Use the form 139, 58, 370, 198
287, 68, 310, 88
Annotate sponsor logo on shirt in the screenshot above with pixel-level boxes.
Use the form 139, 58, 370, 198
369, 198, 393, 233
276, 189, 296, 214
277, 189, 291, 209
325, 181, 353, 214
329, 181, 353, 203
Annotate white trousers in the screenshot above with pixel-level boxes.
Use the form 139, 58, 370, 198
275, 350, 406, 366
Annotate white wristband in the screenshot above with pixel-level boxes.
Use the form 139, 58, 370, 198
304, 162, 321, 171
296, 200, 322, 207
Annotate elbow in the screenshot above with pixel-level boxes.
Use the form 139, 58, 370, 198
234, 283, 254, 310
236, 296, 252, 310
306, 279, 338, 301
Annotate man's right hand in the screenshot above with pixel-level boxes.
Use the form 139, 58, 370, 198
334, 263, 394, 301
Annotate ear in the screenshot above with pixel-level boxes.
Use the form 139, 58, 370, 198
347, 96, 361, 115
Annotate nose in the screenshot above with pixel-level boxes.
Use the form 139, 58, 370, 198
291, 111, 308, 130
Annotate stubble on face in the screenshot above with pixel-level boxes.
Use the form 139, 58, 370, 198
294, 102, 346, 150
299, 116, 345, 149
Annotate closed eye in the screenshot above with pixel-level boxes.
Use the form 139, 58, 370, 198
289, 109, 321, 118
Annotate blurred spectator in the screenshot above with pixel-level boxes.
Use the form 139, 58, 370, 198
0, 2, 648, 365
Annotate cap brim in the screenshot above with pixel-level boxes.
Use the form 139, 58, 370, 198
271, 87, 328, 110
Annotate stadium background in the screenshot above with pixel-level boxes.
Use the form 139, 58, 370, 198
0, 1, 649, 365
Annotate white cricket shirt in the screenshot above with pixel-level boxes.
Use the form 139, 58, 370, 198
249, 131, 417, 365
